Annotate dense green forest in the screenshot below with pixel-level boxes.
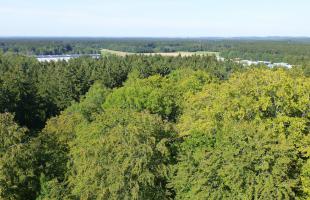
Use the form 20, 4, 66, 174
0, 41, 310, 199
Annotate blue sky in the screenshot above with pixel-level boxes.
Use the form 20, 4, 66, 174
0, 0, 309, 37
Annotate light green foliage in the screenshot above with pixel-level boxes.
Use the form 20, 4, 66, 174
66, 81, 110, 121
103, 75, 178, 120
69, 109, 175, 200
173, 121, 303, 199
178, 68, 309, 138
42, 82, 110, 146
34, 83, 111, 199
167, 68, 215, 102
103, 69, 213, 121
36, 174, 68, 200
174, 69, 310, 199
0, 113, 27, 154
302, 160, 310, 198
0, 113, 38, 200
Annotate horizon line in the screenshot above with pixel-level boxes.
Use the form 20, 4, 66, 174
0, 36, 310, 39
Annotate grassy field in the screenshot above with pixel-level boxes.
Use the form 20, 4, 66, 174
101, 49, 220, 57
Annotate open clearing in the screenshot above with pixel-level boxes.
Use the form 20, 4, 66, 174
101, 49, 220, 57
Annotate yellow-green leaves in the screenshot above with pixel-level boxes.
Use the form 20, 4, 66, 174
0, 113, 38, 200
178, 68, 309, 136
69, 109, 175, 200
173, 69, 310, 199
0, 113, 27, 153
103, 69, 214, 122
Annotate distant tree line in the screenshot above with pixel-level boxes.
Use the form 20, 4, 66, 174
1, 38, 310, 64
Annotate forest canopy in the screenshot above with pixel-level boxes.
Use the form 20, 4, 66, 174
0, 42, 309, 199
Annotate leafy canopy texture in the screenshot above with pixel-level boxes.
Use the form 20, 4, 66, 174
173, 69, 310, 199
1, 61, 309, 200
103, 68, 214, 121
0, 113, 38, 200
34, 82, 111, 199
69, 109, 175, 200
173, 121, 304, 199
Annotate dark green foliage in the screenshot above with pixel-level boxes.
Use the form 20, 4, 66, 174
0, 53, 129, 129
0, 54, 45, 130
0, 51, 239, 129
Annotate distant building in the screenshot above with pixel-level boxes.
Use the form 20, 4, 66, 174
240, 60, 259, 66
239, 59, 292, 69
240, 60, 250, 65
257, 61, 271, 65
36, 54, 101, 62
273, 62, 292, 69
216, 56, 225, 62
267, 64, 274, 68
